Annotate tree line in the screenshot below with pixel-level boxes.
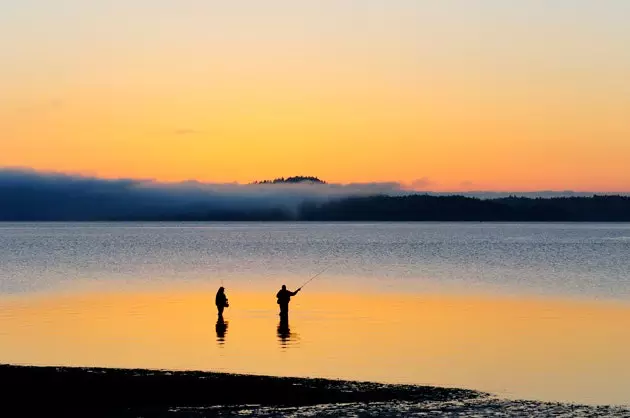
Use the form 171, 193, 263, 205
122, 194, 630, 222
297, 194, 630, 221
3, 193, 630, 222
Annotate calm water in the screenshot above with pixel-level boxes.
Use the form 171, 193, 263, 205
0, 222, 629, 405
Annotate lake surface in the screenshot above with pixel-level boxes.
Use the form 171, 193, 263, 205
0, 222, 629, 405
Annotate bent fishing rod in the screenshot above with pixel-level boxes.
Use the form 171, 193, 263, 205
297, 265, 331, 290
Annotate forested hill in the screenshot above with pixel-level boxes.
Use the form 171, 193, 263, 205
297, 195, 630, 222
251, 176, 326, 185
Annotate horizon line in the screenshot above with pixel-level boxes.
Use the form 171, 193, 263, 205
1, 166, 629, 195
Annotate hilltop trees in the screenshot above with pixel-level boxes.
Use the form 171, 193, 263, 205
252, 176, 326, 185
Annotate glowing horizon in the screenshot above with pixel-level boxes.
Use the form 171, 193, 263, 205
2, 2, 630, 192
3, 166, 630, 195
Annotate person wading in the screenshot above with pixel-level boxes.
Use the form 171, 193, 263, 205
215, 286, 229, 318
276, 285, 300, 317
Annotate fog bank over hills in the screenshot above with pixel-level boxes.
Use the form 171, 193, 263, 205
0, 169, 406, 220
0, 168, 628, 221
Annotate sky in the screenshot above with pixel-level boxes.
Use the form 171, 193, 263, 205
1, 1, 629, 191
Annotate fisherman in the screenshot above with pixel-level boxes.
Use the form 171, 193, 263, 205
276, 285, 300, 317
215, 287, 229, 318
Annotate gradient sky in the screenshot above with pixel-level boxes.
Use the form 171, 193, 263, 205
1, 1, 629, 191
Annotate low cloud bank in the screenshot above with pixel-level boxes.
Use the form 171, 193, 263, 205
0, 169, 407, 220
0, 168, 625, 221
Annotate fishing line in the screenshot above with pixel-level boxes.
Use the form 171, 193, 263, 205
297, 265, 331, 290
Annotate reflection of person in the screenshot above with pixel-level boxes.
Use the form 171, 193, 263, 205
216, 317, 228, 343
277, 315, 301, 348
276, 285, 300, 317
277, 316, 290, 345
215, 287, 229, 318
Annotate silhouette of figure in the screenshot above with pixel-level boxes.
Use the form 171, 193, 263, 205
276, 285, 300, 318
215, 287, 229, 318
216, 317, 228, 344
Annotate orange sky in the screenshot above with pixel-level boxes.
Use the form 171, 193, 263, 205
2, 2, 629, 191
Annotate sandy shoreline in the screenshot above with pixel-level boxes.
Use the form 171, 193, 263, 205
2, 364, 628, 417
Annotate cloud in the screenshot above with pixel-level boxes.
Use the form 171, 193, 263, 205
0, 168, 405, 221
409, 177, 433, 190
1, 168, 627, 221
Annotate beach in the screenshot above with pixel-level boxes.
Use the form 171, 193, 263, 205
3, 364, 629, 417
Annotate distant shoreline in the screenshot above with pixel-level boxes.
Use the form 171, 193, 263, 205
3, 194, 630, 222
1, 364, 628, 416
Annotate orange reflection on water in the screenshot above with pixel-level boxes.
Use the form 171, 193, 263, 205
0, 289, 628, 405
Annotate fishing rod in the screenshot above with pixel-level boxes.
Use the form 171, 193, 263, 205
297, 265, 330, 290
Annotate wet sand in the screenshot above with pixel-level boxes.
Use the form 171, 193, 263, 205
2, 364, 628, 417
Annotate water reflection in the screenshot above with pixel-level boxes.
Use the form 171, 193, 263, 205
0, 290, 629, 405
215, 318, 228, 345
277, 315, 298, 348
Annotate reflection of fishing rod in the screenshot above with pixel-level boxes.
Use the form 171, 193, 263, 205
297, 265, 330, 290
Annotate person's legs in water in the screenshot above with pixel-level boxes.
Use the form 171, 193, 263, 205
279, 303, 289, 317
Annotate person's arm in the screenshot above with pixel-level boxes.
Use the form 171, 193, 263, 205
290, 289, 300, 296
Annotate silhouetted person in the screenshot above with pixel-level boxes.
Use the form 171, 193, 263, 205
276, 284, 300, 318
216, 317, 228, 344
215, 287, 229, 318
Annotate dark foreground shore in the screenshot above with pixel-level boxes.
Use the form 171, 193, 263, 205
1, 364, 628, 417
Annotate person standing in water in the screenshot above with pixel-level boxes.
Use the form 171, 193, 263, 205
215, 287, 229, 318
276, 285, 300, 317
